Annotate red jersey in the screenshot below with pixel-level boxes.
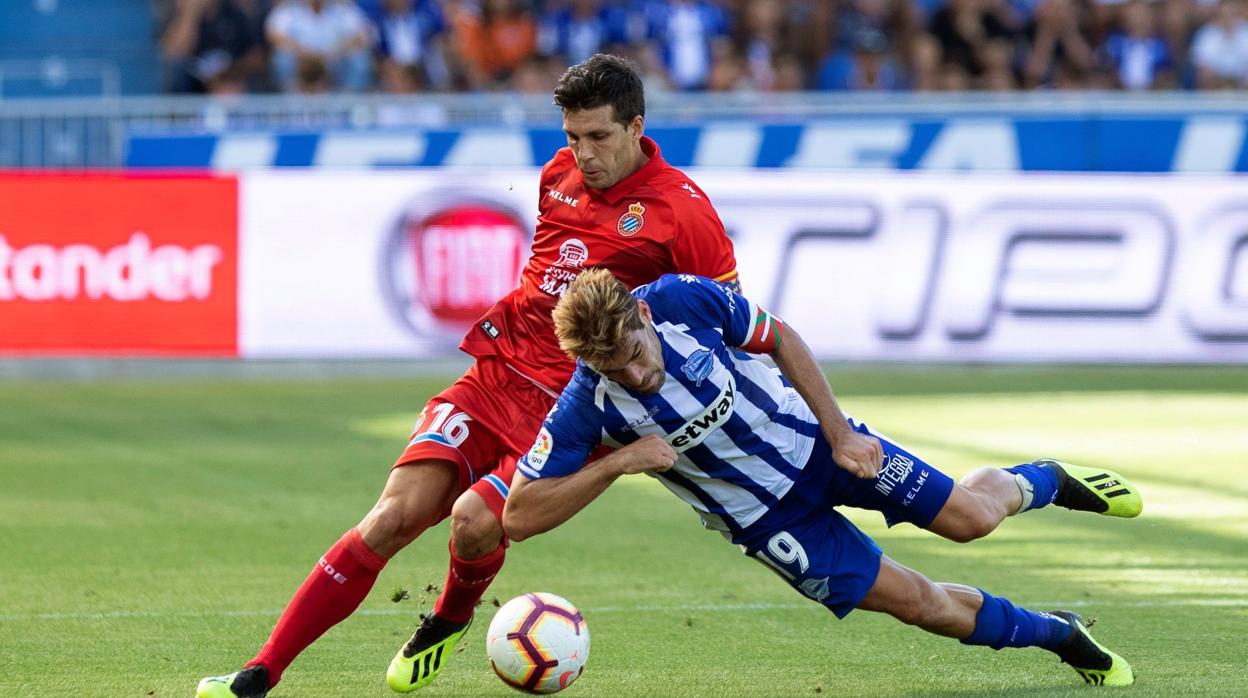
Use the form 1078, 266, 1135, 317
459, 136, 738, 392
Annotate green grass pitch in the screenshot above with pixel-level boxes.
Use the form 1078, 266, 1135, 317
2, 365, 1246, 697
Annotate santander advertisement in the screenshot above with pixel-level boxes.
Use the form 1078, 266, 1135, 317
0, 174, 238, 356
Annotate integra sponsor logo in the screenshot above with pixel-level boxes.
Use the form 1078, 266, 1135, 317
667, 376, 735, 452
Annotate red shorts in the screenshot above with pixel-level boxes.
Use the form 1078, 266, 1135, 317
394, 357, 558, 521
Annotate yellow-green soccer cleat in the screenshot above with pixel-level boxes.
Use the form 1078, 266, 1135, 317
387, 613, 472, 693
1051, 611, 1134, 687
1039, 460, 1143, 518
196, 665, 269, 698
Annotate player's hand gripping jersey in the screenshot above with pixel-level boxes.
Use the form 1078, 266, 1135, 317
518, 274, 814, 535
460, 137, 738, 394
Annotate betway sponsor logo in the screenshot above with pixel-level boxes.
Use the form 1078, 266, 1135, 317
0, 232, 224, 302
668, 375, 735, 452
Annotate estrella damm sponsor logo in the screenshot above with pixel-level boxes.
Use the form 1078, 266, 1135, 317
538, 238, 590, 297
617, 202, 645, 237
667, 375, 735, 452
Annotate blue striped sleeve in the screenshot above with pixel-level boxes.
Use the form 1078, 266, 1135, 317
517, 372, 603, 479
637, 274, 754, 343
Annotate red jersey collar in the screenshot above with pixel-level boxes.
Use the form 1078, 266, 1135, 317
588, 136, 664, 205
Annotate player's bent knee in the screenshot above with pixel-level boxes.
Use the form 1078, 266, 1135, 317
361, 494, 443, 550
933, 487, 1000, 543
954, 493, 1001, 542
450, 491, 504, 559
942, 520, 990, 544
940, 517, 992, 544
964, 507, 1000, 541
359, 499, 419, 554
359, 460, 459, 555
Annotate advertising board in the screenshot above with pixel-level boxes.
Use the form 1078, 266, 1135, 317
237, 170, 1248, 363
0, 173, 238, 356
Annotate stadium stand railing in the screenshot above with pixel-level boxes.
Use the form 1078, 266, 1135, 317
2, 91, 1247, 169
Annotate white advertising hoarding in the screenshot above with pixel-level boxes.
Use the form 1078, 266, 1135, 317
241, 170, 1248, 362
240, 170, 538, 357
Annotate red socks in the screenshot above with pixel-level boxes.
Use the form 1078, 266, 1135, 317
244, 530, 505, 687
248, 528, 387, 687
432, 542, 506, 624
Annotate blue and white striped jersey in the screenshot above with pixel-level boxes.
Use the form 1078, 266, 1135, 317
517, 274, 820, 534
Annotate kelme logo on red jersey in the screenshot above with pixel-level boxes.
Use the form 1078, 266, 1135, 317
617, 202, 646, 237
383, 193, 529, 336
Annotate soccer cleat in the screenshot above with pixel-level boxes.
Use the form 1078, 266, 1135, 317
196, 665, 269, 698
1040, 460, 1143, 518
1050, 611, 1134, 686
386, 613, 472, 693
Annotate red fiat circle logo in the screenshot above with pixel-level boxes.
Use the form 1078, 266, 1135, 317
384, 193, 530, 336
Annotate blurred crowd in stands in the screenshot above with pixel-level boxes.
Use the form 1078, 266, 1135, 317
157, 0, 1248, 96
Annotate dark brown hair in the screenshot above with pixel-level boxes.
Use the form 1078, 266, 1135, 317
553, 54, 645, 127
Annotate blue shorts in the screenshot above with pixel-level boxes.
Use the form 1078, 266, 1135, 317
733, 418, 955, 618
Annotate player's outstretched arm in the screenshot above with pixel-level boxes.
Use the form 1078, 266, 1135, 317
770, 326, 884, 479
505, 435, 677, 541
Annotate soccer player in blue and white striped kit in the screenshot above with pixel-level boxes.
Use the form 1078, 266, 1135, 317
503, 269, 1143, 687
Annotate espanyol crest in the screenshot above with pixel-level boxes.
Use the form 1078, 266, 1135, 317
617, 202, 645, 237
681, 349, 714, 386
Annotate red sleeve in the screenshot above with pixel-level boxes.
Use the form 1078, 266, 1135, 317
538, 148, 573, 196
667, 184, 739, 291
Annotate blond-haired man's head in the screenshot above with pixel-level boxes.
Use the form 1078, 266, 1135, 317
553, 268, 665, 394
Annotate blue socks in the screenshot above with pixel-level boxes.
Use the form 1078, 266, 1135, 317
961, 590, 1072, 651
1005, 462, 1059, 513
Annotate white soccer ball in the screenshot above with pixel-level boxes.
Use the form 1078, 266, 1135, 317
486, 592, 590, 694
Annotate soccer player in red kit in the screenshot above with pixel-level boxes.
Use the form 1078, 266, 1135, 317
197, 54, 739, 698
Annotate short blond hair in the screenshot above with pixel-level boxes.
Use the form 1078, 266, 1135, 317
553, 268, 645, 366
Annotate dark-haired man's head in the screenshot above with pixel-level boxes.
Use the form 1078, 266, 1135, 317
554, 54, 648, 190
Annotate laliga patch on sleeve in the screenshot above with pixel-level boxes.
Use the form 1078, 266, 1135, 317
527, 427, 554, 471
